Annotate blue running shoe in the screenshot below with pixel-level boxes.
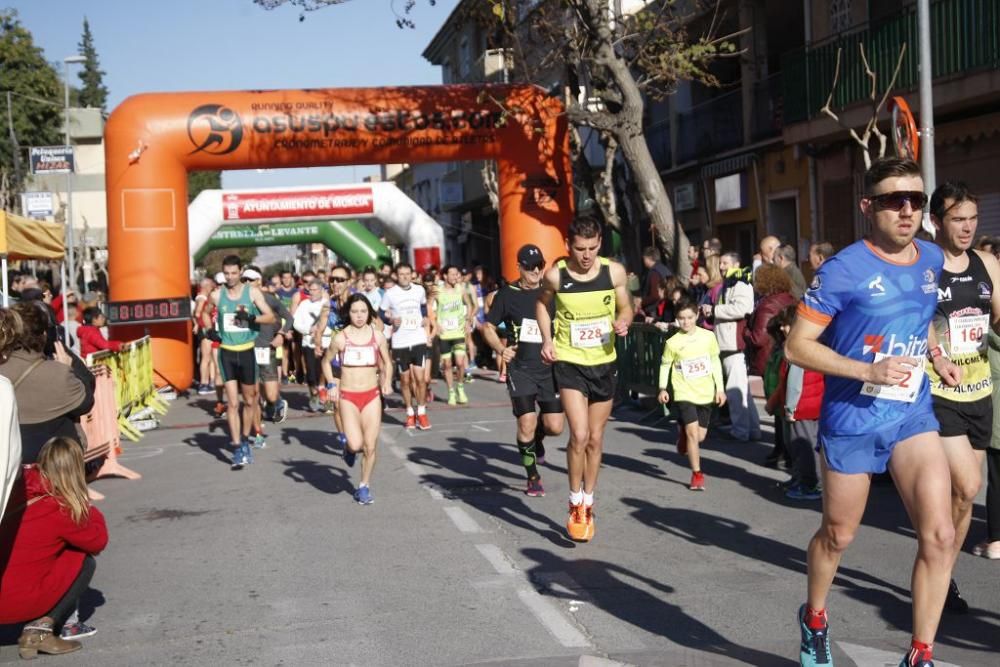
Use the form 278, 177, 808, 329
335, 432, 348, 449
245, 442, 255, 464
252, 433, 267, 449
798, 604, 832, 666
343, 444, 357, 468
354, 486, 373, 505
786, 484, 822, 501
231, 443, 246, 470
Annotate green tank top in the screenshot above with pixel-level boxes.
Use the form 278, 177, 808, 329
218, 285, 259, 351
435, 287, 467, 341
554, 257, 617, 366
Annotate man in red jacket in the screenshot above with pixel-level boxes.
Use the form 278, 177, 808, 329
78, 307, 122, 359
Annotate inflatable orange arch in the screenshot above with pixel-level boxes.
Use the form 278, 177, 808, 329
104, 84, 573, 389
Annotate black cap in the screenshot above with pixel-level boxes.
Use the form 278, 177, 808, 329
517, 244, 545, 266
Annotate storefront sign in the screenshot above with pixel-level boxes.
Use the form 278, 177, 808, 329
29, 146, 74, 174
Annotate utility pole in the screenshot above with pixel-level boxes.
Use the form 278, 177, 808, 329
917, 0, 936, 205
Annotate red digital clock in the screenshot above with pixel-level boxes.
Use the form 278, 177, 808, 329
106, 297, 192, 325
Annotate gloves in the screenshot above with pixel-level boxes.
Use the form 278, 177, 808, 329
205, 328, 222, 343
233, 309, 256, 327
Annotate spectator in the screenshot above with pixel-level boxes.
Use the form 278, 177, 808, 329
702, 252, 760, 441
0, 436, 109, 658
645, 275, 680, 324
759, 235, 781, 266
0, 302, 95, 464
1, 308, 22, 517
744, 265, 796, 377
687, 245, 701, 282
775, 244, 808, 299
763, 304, 794, 469
640, 246, 673, 313
701, 237, 722, 259
78, 307, 122, 358
808, 242, 834, 271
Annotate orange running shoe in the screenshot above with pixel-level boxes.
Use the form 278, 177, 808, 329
417, 413, 431, 430
405, 414, 416, 429
583, 504, 595, 541
690, 471, 706, 491
213, 402, 226, 417
566, 502, 588, 541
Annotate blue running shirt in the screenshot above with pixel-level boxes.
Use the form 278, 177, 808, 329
798, 239, 943, 436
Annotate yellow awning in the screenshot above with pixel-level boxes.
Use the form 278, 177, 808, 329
0, 210, 64, 260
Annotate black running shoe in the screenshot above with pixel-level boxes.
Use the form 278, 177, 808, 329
944, 578, 968, 614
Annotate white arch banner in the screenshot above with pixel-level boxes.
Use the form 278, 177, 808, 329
188, 181, 444, 269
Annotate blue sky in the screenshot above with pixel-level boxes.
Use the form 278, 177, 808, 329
9, 0, 459, 188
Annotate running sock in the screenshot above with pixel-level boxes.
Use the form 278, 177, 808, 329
406, 406, 415, 416
417, 404, 427, 415
583, 492, 594, 507
516, 439, 539, 479
905, 639, 933, 665
569, 488, 584, 506
803, 606, 828, 630
359, 482, 369, 489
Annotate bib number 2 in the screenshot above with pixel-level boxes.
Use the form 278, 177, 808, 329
860, 353, 923, 403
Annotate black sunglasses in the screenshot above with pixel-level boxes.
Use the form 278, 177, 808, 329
330, 276, 348, 283
868, 191, 928, 212
520, 262, 545, 271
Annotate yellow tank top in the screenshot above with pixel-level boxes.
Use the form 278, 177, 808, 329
554, 257, 617, 366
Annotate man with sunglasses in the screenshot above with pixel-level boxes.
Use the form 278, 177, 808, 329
788, 158, 959, 667
925, 182, 1000, 613
537, 216, 632, 542
481, 245, 565, 497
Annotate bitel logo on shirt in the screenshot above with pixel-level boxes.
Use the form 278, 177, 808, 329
862, 333, 927, 357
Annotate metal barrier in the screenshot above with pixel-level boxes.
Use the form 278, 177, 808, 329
615, 324, 669, 399
79, 365, 142, 500
87, 335, 169, 442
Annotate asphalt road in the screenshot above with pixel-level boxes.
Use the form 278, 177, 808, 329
2, 372, 997, 666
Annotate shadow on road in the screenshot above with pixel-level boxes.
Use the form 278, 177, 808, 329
182, 430, 234, 465
281, 458, 353, 496
520, 547, 797, 666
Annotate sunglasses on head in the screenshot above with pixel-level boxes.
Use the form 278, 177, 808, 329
868, 190, 928, 212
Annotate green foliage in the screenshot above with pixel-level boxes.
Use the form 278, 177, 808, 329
188, 170, 222, 203
77, 18, 108, 111
198, 247, 258, 271
0, 10, 64, 207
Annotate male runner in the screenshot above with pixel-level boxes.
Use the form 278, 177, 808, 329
482, 244, 565, 497
380, 262, 431, 429
927, 182, 1000, 613
537, 215, 632, 541
787, 158, 959, 667
244, 267, 291, 433
429, 265, 475, 405
359, 267, 383, 311
208, 255, 275, 469
275, 269, 299, 384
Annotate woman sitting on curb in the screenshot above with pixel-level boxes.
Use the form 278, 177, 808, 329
0, 437, 109, 659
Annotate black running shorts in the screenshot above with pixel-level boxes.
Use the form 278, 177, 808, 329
553, 361, 617, 404
218, 347, 258, 386
932, 395, 992, 451
675, 401, 712, 428
392, 343, 428, 376
507, 365, 561, 417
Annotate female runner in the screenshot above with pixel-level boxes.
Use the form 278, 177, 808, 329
323, 293, 393, 505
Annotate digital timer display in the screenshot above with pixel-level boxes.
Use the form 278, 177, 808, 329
107, 297, 192, 325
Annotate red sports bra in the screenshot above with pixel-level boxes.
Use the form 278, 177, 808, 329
340, 327, 380, 368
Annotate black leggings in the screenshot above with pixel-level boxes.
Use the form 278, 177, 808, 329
304, 347, 323, 388
45, 555, 95, 629
987, 449, 1000, 542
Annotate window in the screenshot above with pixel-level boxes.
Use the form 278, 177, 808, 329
459, 36, 471, 78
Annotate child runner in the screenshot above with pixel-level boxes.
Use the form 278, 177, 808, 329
657, 299, 726, 490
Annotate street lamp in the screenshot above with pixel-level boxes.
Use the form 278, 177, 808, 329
63, 54, 86, 293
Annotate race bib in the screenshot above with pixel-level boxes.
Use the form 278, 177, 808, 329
519, 318, 543, 344
570, 319, 611, 348
441, 316, 461, 332
222, 312, 249, 334
254, 347, 271, 365
948, 314, 989, 355
680, 355, 710, 379
401, 314, 422, 331
343, 345, 377, 367
860, 353, 924, 403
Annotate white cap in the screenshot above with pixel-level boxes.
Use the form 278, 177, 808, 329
241, 268, 262, 281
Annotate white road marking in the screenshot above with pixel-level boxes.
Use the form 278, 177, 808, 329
403, 461, 425, 477
443, 506, 482, 533
475, 543, 519, 575
379, 429, 397, 445
838, 642, 960, 667
117, 447, 164, 461
578, 657, 635, 667
421, 483, 445, 500
516, 588, 591, 648
470, 424, 491, 432
389, 445, 407, 460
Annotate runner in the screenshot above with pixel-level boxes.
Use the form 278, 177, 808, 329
244, 268, 292, 439
292, 279, 330, 413
380, 262, 431, 429
323, 293, 393, 504
359, 267, 383, 312
208, 255, 275, 469
656, 299, 725, 491
537, 215, 632, 542
429, 265, 475, 406
481, 244, 565, 497
926, 182, 1000, 614
787, 158, 959, 667
193, 277, 218, 396
275, 269, 299, 384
